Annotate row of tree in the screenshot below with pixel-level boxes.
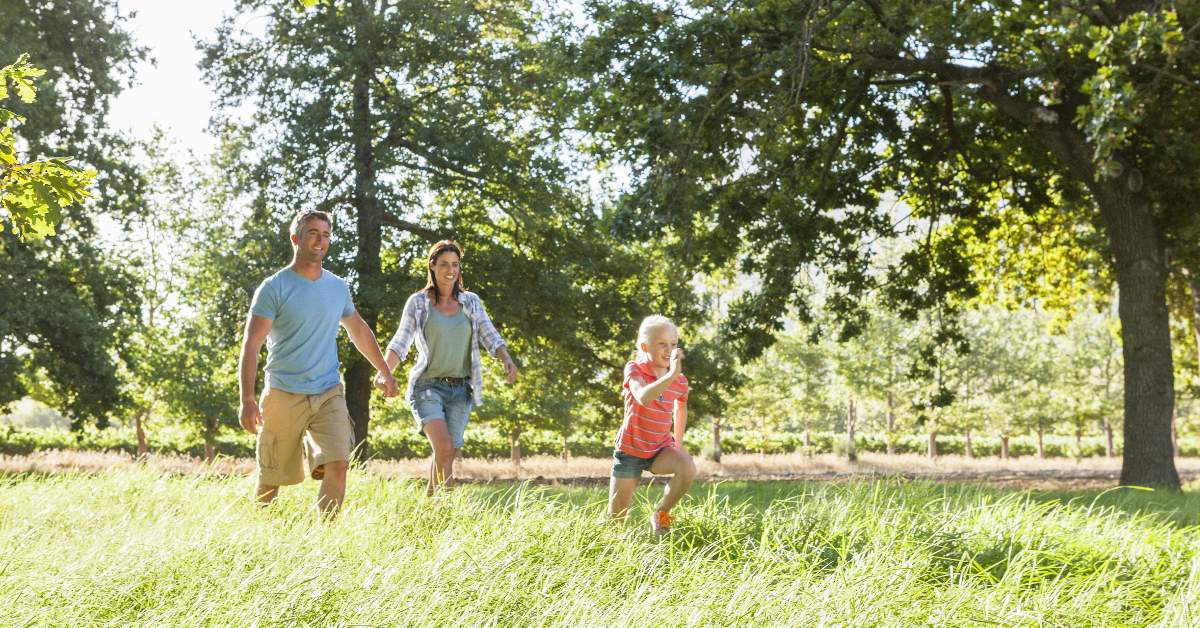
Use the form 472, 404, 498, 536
4, 1, 1200, 486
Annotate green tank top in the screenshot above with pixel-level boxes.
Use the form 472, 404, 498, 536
419, 306, 472, 380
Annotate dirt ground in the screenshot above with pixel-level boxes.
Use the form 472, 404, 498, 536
4, 450, 1199, 491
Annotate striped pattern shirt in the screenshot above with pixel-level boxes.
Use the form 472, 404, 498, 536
616, 360, 689, 458
386, 291, 508, 406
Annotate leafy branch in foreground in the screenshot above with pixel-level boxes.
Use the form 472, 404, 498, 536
0, 54, 96, 240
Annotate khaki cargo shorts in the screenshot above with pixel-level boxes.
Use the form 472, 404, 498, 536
256, 384, 354, 486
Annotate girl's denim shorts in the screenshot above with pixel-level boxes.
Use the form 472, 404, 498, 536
408, 378, 473, 449
610, 448, 663, 479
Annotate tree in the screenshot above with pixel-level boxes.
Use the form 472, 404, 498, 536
199, 0, 700, 457
0, 1, 147, 428
579, 0, 1197, 486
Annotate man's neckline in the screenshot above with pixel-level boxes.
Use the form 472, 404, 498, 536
287, 266, 324, 282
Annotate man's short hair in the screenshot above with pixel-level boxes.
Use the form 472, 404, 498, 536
290, 209, 333, 239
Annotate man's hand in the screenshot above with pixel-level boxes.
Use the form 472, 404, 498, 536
669, 348, 685, 374
239, 398, 262, 435
374, 370, 400, 397
503, 359, 518, 384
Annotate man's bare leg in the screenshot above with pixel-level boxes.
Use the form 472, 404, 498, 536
316, 459, 349, 518
255, 483, 280, 506
423, 420, 455, 497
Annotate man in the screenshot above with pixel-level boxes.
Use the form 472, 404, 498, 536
238, 209, 399, 517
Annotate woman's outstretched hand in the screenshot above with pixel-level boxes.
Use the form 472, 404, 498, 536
503, 359, 518, 384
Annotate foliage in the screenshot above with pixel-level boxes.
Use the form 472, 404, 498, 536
0, 55, 96, 239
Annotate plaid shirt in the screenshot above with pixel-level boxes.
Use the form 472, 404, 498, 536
386, 291, 507, 406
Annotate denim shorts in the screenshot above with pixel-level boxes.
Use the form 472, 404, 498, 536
611, 448, 663, 479
408, 379, 473, 450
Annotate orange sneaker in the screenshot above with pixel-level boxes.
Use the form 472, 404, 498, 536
650, 510, 674, 536
311, 464, 325, 481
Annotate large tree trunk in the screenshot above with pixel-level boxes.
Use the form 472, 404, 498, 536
345, 14, 384, 462
886, 391, 895, 456
712, 416, 722, 463
1188, 276, 1200, 379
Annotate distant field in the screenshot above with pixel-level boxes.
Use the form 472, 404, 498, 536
2, 470, 1199, 626
5, 450, 1200, 492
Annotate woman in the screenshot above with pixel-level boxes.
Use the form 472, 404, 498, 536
377, 240, 518, 494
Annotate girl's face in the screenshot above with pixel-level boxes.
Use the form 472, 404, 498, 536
642, 330, 679, 369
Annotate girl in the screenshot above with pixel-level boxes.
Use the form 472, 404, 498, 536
607, 315, 697, 534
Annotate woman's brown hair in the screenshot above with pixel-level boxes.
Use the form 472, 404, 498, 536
418, 240, 466, 302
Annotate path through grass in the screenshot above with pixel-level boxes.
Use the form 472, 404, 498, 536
2, 471, 1199, 626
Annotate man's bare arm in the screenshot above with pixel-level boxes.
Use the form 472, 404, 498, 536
238, 315, 274, 435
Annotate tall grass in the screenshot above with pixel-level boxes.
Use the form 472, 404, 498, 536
1, 471, 1198, 626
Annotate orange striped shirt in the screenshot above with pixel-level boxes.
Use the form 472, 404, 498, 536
616, 360, 689, 458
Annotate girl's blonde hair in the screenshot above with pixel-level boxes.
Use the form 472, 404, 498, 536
636, 315, 679, 361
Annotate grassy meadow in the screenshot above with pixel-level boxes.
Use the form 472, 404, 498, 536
3, 471, 1200, 627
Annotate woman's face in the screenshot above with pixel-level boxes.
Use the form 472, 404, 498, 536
432, 251, 461, 290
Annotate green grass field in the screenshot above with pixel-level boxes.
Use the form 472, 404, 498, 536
2, 472, 1199, 627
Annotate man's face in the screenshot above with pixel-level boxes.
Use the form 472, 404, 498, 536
292, 218, 331, 263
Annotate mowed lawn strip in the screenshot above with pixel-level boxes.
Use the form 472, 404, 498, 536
1, 471, 1199, 627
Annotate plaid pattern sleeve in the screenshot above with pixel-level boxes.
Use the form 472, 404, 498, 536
466, 293, 507, 356
386, 294, 425, 362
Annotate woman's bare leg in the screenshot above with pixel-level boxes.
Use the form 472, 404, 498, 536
423, 419, 455, 497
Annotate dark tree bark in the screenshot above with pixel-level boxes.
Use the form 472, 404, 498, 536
345, 9, 384, 461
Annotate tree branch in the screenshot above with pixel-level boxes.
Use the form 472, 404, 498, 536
380, 211, 444, 241
379, 128, 487, 180
585, 346, 623, 373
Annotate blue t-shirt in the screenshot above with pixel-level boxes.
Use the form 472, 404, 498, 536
249, 268, 356, 395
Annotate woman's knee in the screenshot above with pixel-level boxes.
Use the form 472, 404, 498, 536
432, 441, 455, 463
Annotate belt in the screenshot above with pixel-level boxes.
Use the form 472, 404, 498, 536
431, 376, 469, 385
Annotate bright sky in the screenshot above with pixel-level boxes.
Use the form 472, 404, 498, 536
107, 0, 240, 154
